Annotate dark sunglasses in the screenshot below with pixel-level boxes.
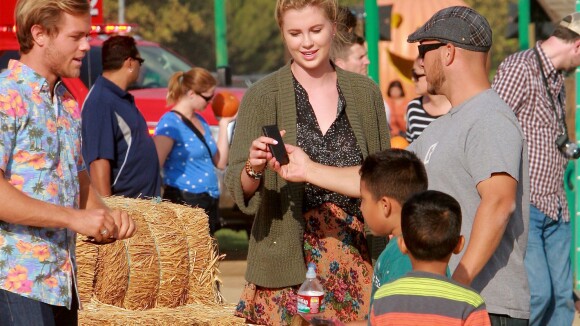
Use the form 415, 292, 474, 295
411, 70, 425, 81
129, 56, 145, 66
418, 43, 446, 58
198, 93, 214, 102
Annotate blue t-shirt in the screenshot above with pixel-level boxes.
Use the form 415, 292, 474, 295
155, 111, 219, 198
82, 76, 161, 197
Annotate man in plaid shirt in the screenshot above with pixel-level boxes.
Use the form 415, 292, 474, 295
493, 12, 580, 326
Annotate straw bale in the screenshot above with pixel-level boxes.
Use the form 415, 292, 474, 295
141, 202, 190, 308
92, 238, 129, 307
102, 197, 161, 310
79, 299, 245, 326
75, 236, 99, 304
160, 201, 224, 305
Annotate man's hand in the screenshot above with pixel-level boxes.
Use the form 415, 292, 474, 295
109, 209, 136, 240
68, 209, 119, 243
273, 144, 311, 182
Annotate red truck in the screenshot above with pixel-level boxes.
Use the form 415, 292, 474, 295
0, 0, 252, 234
0, 0, 245, 137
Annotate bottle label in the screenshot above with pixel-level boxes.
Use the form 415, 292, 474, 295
297, 293, 324, 314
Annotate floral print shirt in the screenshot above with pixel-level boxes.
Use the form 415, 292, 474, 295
0, 60, 84, 308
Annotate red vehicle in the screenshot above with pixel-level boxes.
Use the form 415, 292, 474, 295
0, 0, 252, 233
0, 0, 245, 138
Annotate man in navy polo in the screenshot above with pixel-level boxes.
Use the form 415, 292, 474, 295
82, 35, 161, 198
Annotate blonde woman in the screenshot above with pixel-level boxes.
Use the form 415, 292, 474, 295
225, 0, 389, 324
154, 68, 234, 235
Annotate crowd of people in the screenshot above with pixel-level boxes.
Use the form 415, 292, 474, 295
1, 0, 580, 325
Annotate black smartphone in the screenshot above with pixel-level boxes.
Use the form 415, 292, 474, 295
262, 125, 289, 165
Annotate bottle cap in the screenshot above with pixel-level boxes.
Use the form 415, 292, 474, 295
306, 263, 316, 278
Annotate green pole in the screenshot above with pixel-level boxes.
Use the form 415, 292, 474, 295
365, 0, 379, 83
518, 0, 530, 50
214, 0, 228, 68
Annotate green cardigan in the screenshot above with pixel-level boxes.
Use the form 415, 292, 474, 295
225, 63, 390, 288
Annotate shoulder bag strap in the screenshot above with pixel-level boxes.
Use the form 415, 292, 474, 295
171, 110, 216, 166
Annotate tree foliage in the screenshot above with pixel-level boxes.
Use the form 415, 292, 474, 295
101, 0, 517, 76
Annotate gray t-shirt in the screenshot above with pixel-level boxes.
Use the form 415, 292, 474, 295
408, 89, 530, 319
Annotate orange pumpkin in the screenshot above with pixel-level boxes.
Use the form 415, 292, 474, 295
390, 135, 409, 149
212, 91, 239, 118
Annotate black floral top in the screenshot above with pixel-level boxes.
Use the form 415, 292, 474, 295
294, 76, 363, 217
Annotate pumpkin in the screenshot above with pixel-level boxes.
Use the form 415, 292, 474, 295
390, 135, 409, 149
211, 91, 239, 117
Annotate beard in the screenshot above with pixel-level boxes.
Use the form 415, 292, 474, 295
426, 58, 445, 95
44, 41, 81, 79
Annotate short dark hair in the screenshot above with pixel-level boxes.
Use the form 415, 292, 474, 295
401, 190, 462, 261
102, 35, 139, 71
387, 80, 405, 98
552, 24, 580, 43
360, 149, 428, 204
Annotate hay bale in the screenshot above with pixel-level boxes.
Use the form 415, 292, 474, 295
75, 236, 99, 304
141, 202, 190, 308
79, 299, 245, 326
102, 197, 161, 310
92, 238, 129, 307
160, 201, 223, 305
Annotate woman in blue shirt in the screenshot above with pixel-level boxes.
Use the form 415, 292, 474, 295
154, 68, 235, 234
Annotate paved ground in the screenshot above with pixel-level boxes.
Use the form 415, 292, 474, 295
219, 260, 247, 305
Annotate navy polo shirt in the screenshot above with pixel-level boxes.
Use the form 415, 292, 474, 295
82, 76, 161, 198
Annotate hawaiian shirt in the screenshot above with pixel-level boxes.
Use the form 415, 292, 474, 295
0, 60, 84, 308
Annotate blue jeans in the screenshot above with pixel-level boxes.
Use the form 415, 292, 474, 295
0, 289, 78, 326
524, 204, 574, 326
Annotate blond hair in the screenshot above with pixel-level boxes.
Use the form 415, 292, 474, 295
15, 0, 90, 54
275, 0, 338, 30
167, 68, 217, 106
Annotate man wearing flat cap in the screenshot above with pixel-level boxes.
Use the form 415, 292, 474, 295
406, 6, 530, 325
493, 12, 580, 326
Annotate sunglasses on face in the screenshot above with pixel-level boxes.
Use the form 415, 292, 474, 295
198, 93, 214, 102
411, 70, 425, 81
129, 56, 145, 66
418, 43, 446, 59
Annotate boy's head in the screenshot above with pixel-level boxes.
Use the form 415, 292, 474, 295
359, 149, 428, 236
399, 190, 463, 261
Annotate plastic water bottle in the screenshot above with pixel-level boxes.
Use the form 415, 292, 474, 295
297, 263, 325, 316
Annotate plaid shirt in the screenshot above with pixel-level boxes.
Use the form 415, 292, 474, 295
493, 42, 568, 221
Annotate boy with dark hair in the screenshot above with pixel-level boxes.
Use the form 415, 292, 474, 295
358, 149, 428, 314
370, 190, 490, 325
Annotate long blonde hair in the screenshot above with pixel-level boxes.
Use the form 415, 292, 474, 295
166, 68, 217, 106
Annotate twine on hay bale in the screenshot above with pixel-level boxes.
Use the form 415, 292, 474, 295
75, 236, 98, 304
79, 298, 245, 326
159, 201, 225, 305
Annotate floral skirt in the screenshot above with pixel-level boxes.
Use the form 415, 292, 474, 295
234, 203, 373, 325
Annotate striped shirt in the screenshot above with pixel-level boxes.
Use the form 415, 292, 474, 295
370, 271, 490, 326
493, 41, 568, 221
405, 96, 440, 142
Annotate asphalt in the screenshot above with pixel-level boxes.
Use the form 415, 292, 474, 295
219, 260, 247, 305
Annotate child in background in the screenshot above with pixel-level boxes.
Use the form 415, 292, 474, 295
358, 149, 428, 314
369, 190, 490, 325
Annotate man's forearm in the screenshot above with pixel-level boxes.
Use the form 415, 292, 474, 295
89, 159, 112, 197
305, 163, 361, 198
0, 176, 72, 228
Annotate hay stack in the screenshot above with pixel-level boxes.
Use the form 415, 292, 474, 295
79, 298, 244, 326
75, 236, 98, 303
159, 201, 223, 305
76, 196, 237, 325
